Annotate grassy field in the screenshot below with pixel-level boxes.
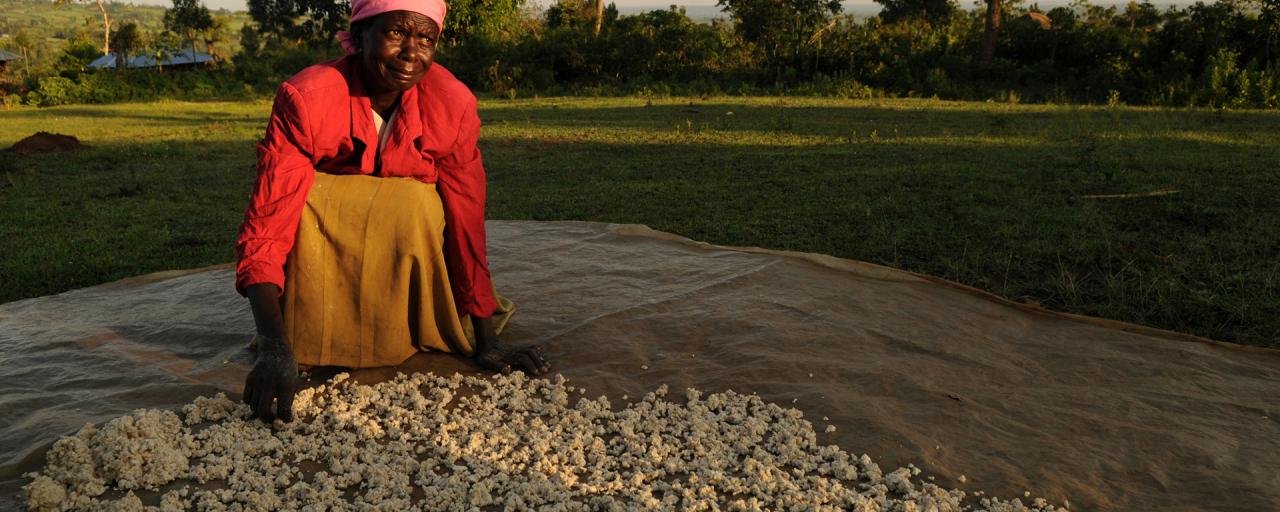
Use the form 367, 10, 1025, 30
1, 97, 1277, 348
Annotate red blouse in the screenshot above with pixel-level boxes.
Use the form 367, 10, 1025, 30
235, 55, 498, 318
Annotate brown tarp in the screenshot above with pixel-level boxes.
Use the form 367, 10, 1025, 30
1, 221, 1277, 510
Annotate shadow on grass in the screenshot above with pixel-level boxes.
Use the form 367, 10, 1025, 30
2, 102, 1277, 348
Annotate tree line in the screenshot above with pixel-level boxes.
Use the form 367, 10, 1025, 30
5, 0, 1280, 108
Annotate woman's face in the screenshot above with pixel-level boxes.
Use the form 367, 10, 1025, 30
358, 11, 439, 95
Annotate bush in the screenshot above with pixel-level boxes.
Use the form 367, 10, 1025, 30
27, 76, 79, 107
233, 40, 344, 91
23, 67, 258, 107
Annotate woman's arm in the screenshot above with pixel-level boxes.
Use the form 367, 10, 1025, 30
236, 82, 318, 296
247, 283, 286, 339
436, 94, 548, 375
434, 94, 499, 319
237, 82, 318, 422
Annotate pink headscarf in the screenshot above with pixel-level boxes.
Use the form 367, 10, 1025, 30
337, 0, 447, 54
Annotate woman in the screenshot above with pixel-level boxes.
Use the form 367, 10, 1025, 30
236, 0, 550, 423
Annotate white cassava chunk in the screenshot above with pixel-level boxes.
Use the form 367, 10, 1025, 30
24, 371, 1066, 511
42, 425, 106, 497
21, 475, 66, 512
182, 393, 241, 425
91, 409, 192, 490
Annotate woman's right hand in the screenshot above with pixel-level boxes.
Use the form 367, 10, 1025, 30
244, 334, 300, 422
472, 315, 552, 376
243, 283, 298, 422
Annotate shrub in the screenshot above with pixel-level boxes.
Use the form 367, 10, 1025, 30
27, 76, 79, 107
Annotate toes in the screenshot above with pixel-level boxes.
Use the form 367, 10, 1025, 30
524, 347, 551, 374
476, 352, 512, 375
513, 352, 543, 376
476, 344, 549, 376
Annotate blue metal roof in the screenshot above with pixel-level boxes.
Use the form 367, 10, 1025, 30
86, 48, 214, 69
128, 55, 159, 68
87, 54, 118, 68
0, 49, 21, 62
167, 49, 214, 65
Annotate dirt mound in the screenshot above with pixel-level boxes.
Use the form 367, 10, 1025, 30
9, 132, 82, 154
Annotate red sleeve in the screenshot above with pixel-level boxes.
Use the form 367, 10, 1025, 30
436, 95, 499, 317
235, 82, 318, 296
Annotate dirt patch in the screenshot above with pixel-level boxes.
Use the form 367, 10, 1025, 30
9, 132, 83, 155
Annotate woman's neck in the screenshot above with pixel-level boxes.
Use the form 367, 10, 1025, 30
356, 59, 403, 118
371, 92, 400, 120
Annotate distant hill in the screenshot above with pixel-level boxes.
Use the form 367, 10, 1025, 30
0, 0, 250, 75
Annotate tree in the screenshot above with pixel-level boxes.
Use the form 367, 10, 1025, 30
164, 0, 214, 54
1116, 1, 1161, 32
202, 17, 228, 61
978, 0, 1002, 67
247, 0, 350, 45
11, 29, 35, 76
443, 0, 526, 42
110, 22, 144, 66
54, 0, 112, 56
545, 0, 595, 30
717, 0, 842, 74
594, 0, 604, 36
151, 30, 183, 71
1263, 0, 1280, 62
875, 0, 957, 24
239, 24, 261, 56
56, 36, 101, 74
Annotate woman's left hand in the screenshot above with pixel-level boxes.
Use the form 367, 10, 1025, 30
243, 334, 300, 422
472, 316, 552, 376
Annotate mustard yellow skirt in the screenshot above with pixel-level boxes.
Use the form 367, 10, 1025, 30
281, 173, 514, 368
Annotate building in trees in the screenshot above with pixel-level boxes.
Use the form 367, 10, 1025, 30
0, 49, 20, 73
87, 48, 214, 69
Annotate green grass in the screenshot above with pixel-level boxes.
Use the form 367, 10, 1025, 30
1, 97, 1278, 348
